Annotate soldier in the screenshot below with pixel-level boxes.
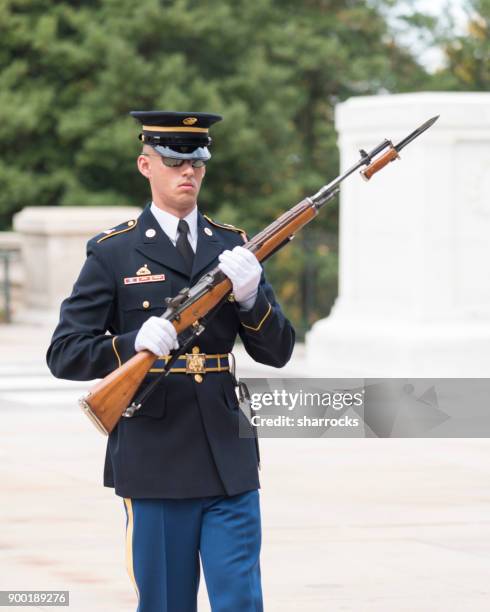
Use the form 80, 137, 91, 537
46, 111, 295, 612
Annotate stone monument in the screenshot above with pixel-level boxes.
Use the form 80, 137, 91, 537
13, 206, 141, 324
307, 92, 490, 377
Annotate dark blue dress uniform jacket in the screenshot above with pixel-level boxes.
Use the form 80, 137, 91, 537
46, 204, 295, 499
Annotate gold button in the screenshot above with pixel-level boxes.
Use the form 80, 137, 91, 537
142, 300, 150, 309
228, 293, 235, 302
194, 374, 203, 383
192, 346, 200, 354
128, 220, 135, 227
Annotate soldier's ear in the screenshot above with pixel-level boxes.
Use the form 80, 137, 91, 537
137, 154, 151, 180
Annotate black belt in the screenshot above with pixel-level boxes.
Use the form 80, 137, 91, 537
149, 353, 230, 375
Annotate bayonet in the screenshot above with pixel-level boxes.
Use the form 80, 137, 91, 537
359, 115, 440, 182
394, 115, 439, 152
309, 115, 439, 208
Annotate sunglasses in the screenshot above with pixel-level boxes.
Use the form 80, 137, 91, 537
142, 154, 206, 168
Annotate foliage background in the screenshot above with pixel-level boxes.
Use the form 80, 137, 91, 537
0, 0, 488, 334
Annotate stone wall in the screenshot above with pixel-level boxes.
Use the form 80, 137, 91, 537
307, 92, 490, 377
0, 232, 23, 321
10, 206, 141, 324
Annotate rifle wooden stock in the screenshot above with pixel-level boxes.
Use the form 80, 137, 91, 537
80, 200, 317, 434
79, 350, 156, 434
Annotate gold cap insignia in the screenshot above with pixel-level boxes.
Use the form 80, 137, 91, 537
183, 117, 198, 126
136, 264, 151, 276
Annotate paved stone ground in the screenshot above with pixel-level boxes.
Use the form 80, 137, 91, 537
1, 322, 490, 611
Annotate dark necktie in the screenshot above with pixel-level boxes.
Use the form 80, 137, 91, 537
176, 219, 194, 274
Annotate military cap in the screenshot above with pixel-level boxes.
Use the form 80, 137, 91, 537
130, 110, 222, 160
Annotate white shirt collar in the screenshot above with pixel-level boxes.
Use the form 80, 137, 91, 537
149, 202, 198, 249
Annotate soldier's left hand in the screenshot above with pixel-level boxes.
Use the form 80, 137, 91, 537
218, 246, 261, 309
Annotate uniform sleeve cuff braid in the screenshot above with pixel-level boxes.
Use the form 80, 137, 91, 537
112, 336, 122, 368
112, 330, 139, 365
238, 288, 272, 332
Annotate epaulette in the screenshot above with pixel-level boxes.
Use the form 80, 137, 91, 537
203, 214, 247, 242
96, 219, 138, 244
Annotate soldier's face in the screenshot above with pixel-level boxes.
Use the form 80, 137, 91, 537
137, 153, 206, 215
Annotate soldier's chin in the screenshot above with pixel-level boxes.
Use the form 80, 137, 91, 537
175, 193, 198, 208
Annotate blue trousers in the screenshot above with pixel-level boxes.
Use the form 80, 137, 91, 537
123, 490, 263, 612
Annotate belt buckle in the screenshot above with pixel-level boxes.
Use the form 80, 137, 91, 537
186, 353, 206, 374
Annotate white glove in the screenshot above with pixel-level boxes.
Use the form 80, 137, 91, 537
218, 246, 261, 309
134, 317, 179, 356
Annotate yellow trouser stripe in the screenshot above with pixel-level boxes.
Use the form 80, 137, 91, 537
124, 498, 140, 601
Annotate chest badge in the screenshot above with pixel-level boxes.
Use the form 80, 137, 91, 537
137, 264, 151, 276
124, 273, 166, 285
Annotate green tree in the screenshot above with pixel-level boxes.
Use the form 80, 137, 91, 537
434, 0, 490, 90
392, 0, 490, 92
0, 0, 428, 230
0, 0, 432, 332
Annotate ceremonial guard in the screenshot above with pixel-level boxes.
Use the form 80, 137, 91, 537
47, 111, 295, 612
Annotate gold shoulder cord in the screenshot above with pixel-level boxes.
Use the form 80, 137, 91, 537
203, 215, 247, 242
97, 219, 138, 244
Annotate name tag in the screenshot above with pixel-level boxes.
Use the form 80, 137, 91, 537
124, 274, 166, 285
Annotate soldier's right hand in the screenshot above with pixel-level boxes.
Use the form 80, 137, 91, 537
134, 317, 179, 356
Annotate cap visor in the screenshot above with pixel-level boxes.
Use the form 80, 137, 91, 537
153, 145, 211, 160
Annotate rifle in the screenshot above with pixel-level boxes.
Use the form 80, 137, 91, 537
79, 115, 439, 434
